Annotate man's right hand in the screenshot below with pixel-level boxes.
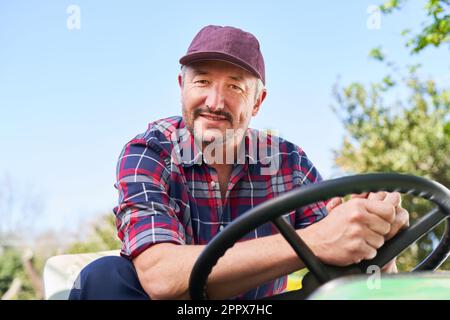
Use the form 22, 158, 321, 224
300, 193, 401, 266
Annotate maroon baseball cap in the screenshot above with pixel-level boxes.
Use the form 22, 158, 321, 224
179, 25, 266, 84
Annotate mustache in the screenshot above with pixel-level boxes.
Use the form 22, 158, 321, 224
193, 107, 233, 123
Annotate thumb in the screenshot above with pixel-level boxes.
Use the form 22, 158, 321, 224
326, 197, 343, 212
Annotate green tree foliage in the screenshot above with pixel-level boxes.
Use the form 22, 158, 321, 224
379, 0, 450, 53
332, 49, 450, 270
0, 249, 37, 299
0, 213, 120, 299
332, 0, 449, 272
65, 214, 121, 254
333, 68, 450, 183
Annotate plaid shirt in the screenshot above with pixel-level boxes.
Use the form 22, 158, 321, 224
113, 116, 328, 299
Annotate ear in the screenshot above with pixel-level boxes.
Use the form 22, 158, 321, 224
252, 89, 267, 117
178, 73, 183, 88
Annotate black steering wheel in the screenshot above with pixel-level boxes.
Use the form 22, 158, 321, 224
188, 173, 450, 300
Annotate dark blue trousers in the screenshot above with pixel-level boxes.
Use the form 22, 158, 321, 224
68, 256, 150, 300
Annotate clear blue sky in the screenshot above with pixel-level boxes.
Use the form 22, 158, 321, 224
0, 0, 448, 235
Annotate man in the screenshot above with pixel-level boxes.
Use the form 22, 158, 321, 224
69, 25, 409, 300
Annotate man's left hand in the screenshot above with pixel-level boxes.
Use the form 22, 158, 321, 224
326, 191, 410, 273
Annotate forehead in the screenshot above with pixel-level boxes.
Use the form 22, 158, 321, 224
185, 60, 254, 82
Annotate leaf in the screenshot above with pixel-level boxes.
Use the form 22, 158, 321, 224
369, 47, 385, 61
444, 121, 450, 137
380, 0, 402, 13
401, 28, 411, 36
382, 75, 396, 88
407, 63, 422, 73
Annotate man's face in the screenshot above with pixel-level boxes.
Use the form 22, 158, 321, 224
179, 60, 264, 147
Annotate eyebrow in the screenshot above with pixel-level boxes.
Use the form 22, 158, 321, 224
190, 68, 245, 82
190, 68, 209, 76
228, 75, 244, 82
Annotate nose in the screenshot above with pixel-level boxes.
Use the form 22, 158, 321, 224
205, 84, 225, 112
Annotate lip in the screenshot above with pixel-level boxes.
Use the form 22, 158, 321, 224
199, 114, 228, 122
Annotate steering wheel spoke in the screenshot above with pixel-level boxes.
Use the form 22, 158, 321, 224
272, 216, 331, 284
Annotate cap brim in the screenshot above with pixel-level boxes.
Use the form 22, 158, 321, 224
179, 51, 264, 84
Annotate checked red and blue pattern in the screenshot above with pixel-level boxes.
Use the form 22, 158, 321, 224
113, 116, 328, 299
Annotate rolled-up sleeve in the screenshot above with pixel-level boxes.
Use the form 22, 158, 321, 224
113, 137, 186, 259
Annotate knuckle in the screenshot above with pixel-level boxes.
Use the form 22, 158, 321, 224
356, 239, 366, 250
348, 240, 362, 255
349, 224, 364, 237
349, 209, 364, 223
354, 198, 366, 208
356, 238, 366, 249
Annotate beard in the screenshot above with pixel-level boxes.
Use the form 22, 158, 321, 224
182, 105, 234, 146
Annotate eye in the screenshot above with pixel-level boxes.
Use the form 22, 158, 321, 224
194, 79, 209, 85
230, 84, 243, 92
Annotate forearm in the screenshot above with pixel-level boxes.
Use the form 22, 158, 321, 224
133, 231, 308, 300
207, 232, 307, 299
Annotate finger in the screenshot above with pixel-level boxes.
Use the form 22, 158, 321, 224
398, 207, 410, 229
364, 199, 396, 223
326, 197, 343, 212
383, 192, 401, 207
367, 191, 388, 201
350, 193, 369, 199
357, 241, 378, 261
363, 228, 385, 250
363, 212, 391, 236
385, 207, 410, 240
